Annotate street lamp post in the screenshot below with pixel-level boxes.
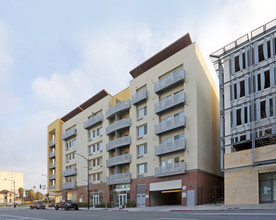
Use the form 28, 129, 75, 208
42, 174, 49, 207
75, 152, 90, 210
4, 178, 16, 208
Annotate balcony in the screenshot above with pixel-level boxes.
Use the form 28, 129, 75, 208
49, 140, 55, 148
62, 128, 77, 141
84, 114, 103, 130
106, 136, 131, 151
49, 174, 56, 180
106, 173, 131, 185
62, 182, 77, 190
62, 168, 77, 177
106, 118, 131, 135
155, 114, 185, 135
49, 185, 56, 190
155, 162, 186, 177
155, 91, 185, 114
106, 100, 131, 119
155, 138, 186, 156
49, 162, 56, 169
49, 151, 55, 159
106, 154, 131, 167
154, 68, 185, 93
132, 88, 147, 105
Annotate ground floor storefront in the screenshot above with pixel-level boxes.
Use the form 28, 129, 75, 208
225, 163, 276, 204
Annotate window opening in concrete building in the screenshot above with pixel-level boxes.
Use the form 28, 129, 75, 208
258, 44, 265, 62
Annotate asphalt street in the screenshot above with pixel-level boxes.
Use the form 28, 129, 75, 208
0, 207, 276, 220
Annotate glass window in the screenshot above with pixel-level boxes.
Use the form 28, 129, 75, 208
138, 144, 147, 156
97, 142, 103, 151
138, 106, 147, 118
97, 157, 102, 166
97, 127, 102, 136
138, 125, 147, 137
138, 163, 147, 174
67, 142, 71, 149
72, 139, 76, 146
89, 130, 96, 140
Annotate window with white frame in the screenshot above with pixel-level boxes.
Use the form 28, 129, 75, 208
138, 163, 147, 174
137, 143, 147, 156
138, 125, 147, 137
138, 106, 147, 119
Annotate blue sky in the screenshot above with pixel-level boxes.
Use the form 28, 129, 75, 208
0, 0, 275, 192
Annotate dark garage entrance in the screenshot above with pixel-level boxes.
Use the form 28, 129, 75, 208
150, 189, 181, 206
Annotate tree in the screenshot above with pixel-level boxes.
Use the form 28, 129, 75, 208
25, 189, 36, 201
36, 192, 43, 200
18, 187, 24, 199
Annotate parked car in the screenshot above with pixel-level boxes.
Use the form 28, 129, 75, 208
30, 203, 46, 209
55, 200, 79, 210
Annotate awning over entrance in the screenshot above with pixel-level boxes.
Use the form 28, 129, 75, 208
150, 179, 182, 191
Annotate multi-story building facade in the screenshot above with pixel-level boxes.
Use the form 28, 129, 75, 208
47, 33, 222, 207
0, 171, 23, 205
210, 19, 276, 204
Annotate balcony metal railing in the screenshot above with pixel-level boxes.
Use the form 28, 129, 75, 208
49, 151, 56, 159
62, 128, 77, 141
62, 182, 77, 189
49, 140, 55, 148
106, 154, 131, 167
49, 185, 56, 190
49, 174, 56, 180
155, 91, 185, 114
62, 168, 77, 177
154, 68, 185, 93
155, 138, 186, 156
132, 88, 148, 105
106, 100, 131, 119
49, 162, 56, 169
84, 113, 103, 130
155, 162, 186, 177
155, 114, 185, 135
106, 118, 131, 135
106, 173, 131, 185
106, 136, 131, 151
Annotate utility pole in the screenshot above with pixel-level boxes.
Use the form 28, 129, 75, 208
75, 152, 90, 210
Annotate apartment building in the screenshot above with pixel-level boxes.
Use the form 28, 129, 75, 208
0, 171, 23, 205
210, 19, 276, 204
47, 33, 222, 207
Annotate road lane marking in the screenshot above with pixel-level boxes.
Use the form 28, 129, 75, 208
0, 214, 47, 220
160, 218, 198, 220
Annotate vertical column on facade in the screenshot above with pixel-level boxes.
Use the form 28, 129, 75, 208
114, 113, 119, 174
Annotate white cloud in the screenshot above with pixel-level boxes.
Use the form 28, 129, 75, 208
31, 24, 164, 112
0, 110, 58, 191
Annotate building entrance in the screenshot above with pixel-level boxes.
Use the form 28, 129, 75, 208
259, 172, 276, 203
93, 195, 100, 207
119, 194, 127, 208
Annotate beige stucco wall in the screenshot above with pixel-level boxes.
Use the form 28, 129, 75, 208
62, 95, 112, 187
0, 171, 23, 204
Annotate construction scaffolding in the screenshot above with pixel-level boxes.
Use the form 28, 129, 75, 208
210, 19, 276, 171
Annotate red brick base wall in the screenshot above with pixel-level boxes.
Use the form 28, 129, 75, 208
63, 170, 223, 206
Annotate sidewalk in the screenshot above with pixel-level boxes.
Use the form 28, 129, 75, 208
83, 203, 276, 212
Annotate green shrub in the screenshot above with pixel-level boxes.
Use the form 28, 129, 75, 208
125, 200, 136, 208
77, 202, 88, 207
95, 202, 111, 208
